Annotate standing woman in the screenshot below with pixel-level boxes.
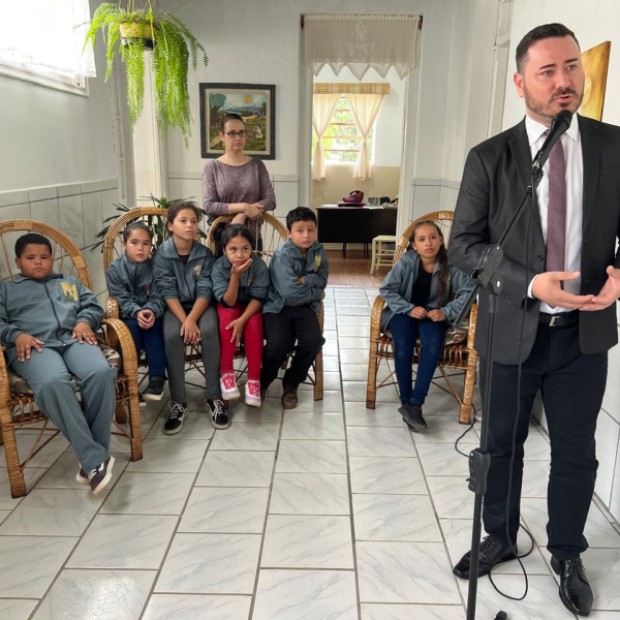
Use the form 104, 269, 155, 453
203, 113, 276, 234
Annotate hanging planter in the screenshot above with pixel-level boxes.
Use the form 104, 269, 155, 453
84, 1, 208, 146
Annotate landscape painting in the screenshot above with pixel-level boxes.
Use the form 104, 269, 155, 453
200, 83, 276, 159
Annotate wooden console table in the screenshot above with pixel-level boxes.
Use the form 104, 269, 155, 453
316, 205, 397, 257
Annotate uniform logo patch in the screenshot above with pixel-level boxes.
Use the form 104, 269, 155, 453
60, 281, 78, 301
314, 256, 322, 272
193, 265, 202, 279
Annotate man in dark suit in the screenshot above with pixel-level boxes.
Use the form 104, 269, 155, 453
449, 23, 620, 617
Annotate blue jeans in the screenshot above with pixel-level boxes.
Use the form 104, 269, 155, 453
124, 317, 166, 379
388, 313, 446, 406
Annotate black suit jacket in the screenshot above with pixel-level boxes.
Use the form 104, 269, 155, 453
449, 115, 620, 364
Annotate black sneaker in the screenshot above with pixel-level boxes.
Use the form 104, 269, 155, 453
138, 393, 146, 407
142, 376, 165, 401
208, 398, 230, 429
164, 401, 187, 435
87, 456, 115, 496
399, 403, 428, 433
281, 383, 299, 410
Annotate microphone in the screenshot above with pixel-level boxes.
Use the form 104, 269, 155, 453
532, 110, 572, 174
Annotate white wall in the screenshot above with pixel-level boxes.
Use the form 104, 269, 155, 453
502, 1, 620, 521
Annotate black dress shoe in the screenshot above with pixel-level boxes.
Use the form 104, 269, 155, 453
453, 535, 517, 579
551, 556, 593, 617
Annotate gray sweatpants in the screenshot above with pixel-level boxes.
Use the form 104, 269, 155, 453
9, 342, 117, 473
163, 306, 221, 402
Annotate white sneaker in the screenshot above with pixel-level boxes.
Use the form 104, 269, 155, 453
245, 380, 262, 407
220, 372, 240, 400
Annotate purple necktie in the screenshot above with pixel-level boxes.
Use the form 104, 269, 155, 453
545, 137, 566, 272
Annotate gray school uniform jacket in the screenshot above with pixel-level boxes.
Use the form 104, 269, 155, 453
106, 255, 165, 319
211, 255, 270, 306
379, 250, 473, 332
263, 240, 329, 315
152, 238, 215, 308
0, 273, 104, 349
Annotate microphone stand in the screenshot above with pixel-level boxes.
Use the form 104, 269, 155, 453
455, 154, 549, 620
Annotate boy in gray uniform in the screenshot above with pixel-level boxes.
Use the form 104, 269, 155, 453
0, 233, 117, 495
261, 207, 329, 409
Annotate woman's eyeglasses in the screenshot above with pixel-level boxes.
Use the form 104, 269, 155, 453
224, 130, 246, 138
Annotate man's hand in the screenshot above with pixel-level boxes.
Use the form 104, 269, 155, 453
409, 306, 427, 319
15, 333, 44, 362
427, 308, 446, 322
531, 271, 594, 309
137, 309, 155, 329
580, 266, 620, 311
73, 321, 98, 344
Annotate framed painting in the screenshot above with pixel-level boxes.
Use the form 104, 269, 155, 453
200, 83, 276, 159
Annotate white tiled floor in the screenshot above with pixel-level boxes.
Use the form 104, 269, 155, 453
1, 286, 619, 619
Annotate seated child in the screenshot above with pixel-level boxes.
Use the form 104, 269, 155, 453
261, 207, 329, 409
0, 233, 117, 495
152, 201, 226, 432
212, 224, 270, 409
380, 220, 473, 432
106, 222, 166, 400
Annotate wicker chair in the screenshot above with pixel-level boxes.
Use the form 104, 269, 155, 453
0, 220, 141, 498
366, 211, 478, 424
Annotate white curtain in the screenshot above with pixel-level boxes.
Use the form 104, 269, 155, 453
304, 14, 420, 80
347, 92, 385, 180
311, 93, 340, 181
0, 0, 96, 84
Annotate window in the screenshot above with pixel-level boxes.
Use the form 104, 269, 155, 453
0, 0, 95, 94
315, 96, 374, 163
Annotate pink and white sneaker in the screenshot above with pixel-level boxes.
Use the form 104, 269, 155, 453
220, 372, 240, 400
245, 380, 262, 407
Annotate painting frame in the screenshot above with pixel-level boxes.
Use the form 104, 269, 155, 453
200, 83, 276, 160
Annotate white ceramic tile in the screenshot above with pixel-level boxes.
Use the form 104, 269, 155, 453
426, 476, 474, 520
270, 472, 350, 515
125, 438, 207, 473
209, 422, 280, 451
594, 411, 620, 506
416, 441, 478, 477
0, 488, 102, 535
179, 487, 269, 533
347, 426, 414, 457
0, 599, 38, 620
361, 604, 465, 620
196, 450, 275, 487
357, 541, 461, 604
276, 440, 346, 473
353, 493, 442, 542
101, 472, 195, 515
58, 194, 85, 249
67, 514, 177, 568
142, 594, 252, 620
156, 533, 261, 594
0, 536, 77, 597
261, 514, 354, 568
457, 573, 576, 620
32, 568, 156, 620
344, 401, 404, 427
0, 466, 46, 510
30, 197, 60, 229
252, 569, 357, 620
281, 411, 345, 440
349, 456, 427, 495
294, 390, 343, 413
224, 398, 282, 424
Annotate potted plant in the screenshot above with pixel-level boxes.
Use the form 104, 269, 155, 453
84, 1, 208, 145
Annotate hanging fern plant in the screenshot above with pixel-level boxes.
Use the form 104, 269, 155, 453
84, 1, 208, 146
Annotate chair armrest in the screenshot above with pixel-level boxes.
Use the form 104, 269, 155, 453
105, 296, 120, 319
0, 347, 12, 405
466, 303, 478, 349
101, 318, 138, 376
369, 296, 386, 341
